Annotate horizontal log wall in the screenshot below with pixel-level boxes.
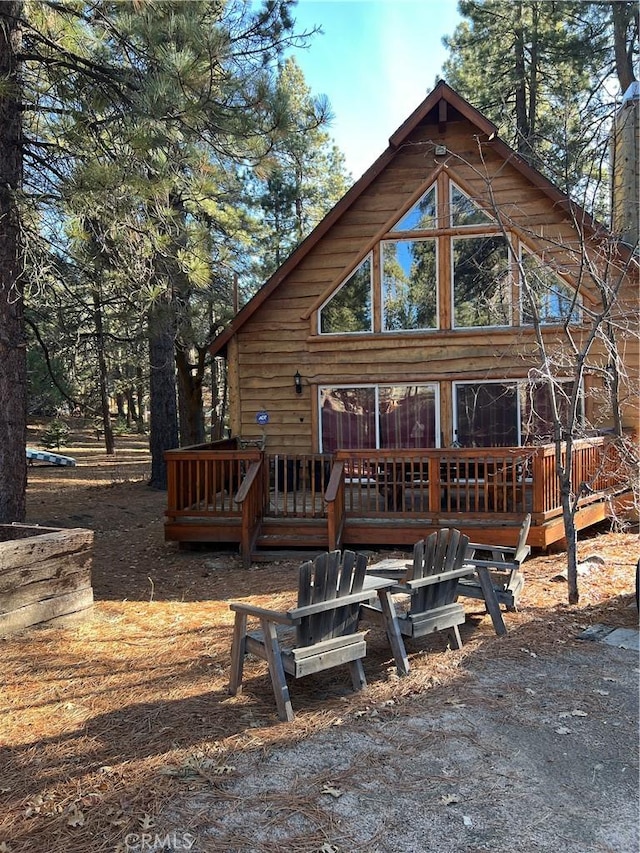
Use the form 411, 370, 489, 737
0, 525, 94, 635
232, 113, 638, 455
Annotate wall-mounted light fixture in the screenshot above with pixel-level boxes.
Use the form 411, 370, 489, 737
294, 370, 302, 394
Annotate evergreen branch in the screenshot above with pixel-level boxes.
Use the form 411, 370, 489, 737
25, 315, 99, 415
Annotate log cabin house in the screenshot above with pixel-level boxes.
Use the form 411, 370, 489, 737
165, 81, 639, 564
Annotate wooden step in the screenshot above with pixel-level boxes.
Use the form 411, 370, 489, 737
255, 531, 328, 548
249, 548, 329, 563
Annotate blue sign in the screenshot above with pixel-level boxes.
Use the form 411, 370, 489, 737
256, 411, 269, 425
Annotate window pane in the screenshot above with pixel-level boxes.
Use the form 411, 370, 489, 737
455, 383, 518, 447
320, 387, 376, 452
320, 257, 372, 334
520, 381, 581, 444
382, 239, 437, 330
520, 251, 581, 324
451, 184, 492, 226
453, 236, 511, 327
393, 185, 437, 231
379, 386, 437, 449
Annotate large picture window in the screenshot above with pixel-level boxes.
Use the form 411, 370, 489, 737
454, 380, 583, 447
381, 239, 437, 331
453, 235, 511, 328
320, 385, 438, 453
520, 381, 582, 443
316, 177, 583, 337
455, 382, 519, 447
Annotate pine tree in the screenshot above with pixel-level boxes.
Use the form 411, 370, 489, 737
442, 1, 638, 210
0, 1, 27, 522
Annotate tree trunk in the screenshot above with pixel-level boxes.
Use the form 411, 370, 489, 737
125, 387, 137, 427
513, 1, 531, 158
210, 356, 228, 440
561, 481, 579, 605
92, 289, 115, 454
0, 2, 27, 523
611, 1, 638, 93
148, 300, 178, 489
176, 344, 206, 446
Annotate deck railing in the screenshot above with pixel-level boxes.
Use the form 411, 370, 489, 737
166, 437, 619, 549
235, 460, 268, 564
166, 444, 263, 518
334, 447, 536, 517
530, 437, 624, 518
267, 453, 333, 518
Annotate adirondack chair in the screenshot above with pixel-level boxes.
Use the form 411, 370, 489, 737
457, 513, 531, 611
228, 550, 379, 722
362, 528, 472, 651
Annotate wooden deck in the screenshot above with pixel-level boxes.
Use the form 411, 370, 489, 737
164, 438, 627, 565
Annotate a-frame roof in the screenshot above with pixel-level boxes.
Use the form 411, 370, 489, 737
210, 80, 608, 357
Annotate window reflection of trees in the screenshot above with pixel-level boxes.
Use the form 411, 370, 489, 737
394, 186, 437, 231
453, 236, 511, 327
320, 387, 376, 451
520, 252, 581, 324
382, 239, 437, 331
450, 185, 492, 227
320, 259, 372, 333
520, 381, 581, 443
455, 383, 519, 447
454, 380, 583, 448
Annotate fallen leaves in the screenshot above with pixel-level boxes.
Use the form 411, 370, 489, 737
67, 806, 85, 828
440, 793, 461, 805
320, 784, 343, 799
159, 756, 237, 783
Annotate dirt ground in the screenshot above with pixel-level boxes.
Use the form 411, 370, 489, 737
0, 424, 638, 853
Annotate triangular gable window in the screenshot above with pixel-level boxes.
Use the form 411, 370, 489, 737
450, 183, 492, 227
520, 249, 581, 325
392, 184, 437, 231
319, 255, 373, 334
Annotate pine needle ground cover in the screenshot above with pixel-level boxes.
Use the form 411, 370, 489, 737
0, 424, 637, 853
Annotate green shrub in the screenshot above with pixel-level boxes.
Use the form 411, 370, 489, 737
112, 417, 129, 436
40, 418, 71, 450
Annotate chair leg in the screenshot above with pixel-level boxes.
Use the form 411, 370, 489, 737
348, 659, 367, 692
375, 588, 410, 676
261, 619, 295, 723
228, 611, 247, 696
447, 625, 463, 650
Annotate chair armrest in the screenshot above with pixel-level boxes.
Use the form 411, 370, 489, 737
467, 541, 516, 555
464, 557, 520, 571
402, 566, 475, 590
366, 567, 408, 581
229, 601, 296, 625
466, 544, 530, 565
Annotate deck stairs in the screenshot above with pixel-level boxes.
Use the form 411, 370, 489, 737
251, 516, 329, 562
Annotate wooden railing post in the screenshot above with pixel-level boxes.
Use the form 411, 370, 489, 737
428, 456, 441, 513
234, 459, 265, 567
325, 461, 345, 551
165, 453, 177, 513
530, 446, 547, 515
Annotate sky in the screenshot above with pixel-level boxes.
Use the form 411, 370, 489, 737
287, 0, 463, 179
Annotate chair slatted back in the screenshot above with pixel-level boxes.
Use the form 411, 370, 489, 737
296, 550, 367, 647
409, 528, 470, 613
